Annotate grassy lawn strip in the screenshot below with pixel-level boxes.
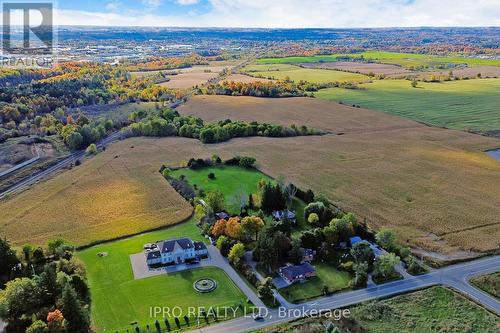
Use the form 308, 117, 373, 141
77, 218, 250, 332
280, 263, 352, 303
315, 79, 500, 133
170, 165, 271, 214
471, 272, 500, 299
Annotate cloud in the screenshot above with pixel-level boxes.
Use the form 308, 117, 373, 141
177, 0, 199, 5
105, 1, 121, 12
5, 0, 500, 28
142, 0, 163, 10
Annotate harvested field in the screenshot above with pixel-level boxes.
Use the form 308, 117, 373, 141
242, 63, 368, 84
130, 64, 233, 79
0, 141, 193, 247
157, 71, 219, 89
180, 65, 230, 73
3, 96, 500, 256
179, 95, 500, 255
387, 65, 500, 80
223, 73, 274, 83
301, 61, 410, 76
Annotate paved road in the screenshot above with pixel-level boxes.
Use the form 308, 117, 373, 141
188, 255, 500, 333
205, 245, 266, 308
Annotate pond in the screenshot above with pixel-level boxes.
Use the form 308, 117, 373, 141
486, 148, 500, 161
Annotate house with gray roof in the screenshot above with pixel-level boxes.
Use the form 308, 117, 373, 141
145, 238, 208, 266
278, 262, 316, 285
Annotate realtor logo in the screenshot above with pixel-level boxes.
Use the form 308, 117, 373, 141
1, 1, 56, 68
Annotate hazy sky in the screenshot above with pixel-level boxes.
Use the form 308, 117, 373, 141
5, 0, 500, 28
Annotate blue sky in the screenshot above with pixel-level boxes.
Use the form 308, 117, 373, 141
59, 0, 212, 16
7, 0, 500, 28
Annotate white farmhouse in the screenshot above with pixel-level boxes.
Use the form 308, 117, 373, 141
145, 238, 208, 266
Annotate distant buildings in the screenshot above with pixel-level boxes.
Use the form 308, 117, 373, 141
145, 238, 208, 266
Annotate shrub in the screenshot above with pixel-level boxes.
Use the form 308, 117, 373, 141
239, 156, 256, 168
208, 172, 216, 179
307, 213, 320, 225
304, 202, 325, 221
340, 261, 354, 273
85, 143, 97, 155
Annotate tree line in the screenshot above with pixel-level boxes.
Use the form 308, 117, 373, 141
122, 108, 322, 144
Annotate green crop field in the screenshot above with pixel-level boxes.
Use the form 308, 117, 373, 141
255, 287, 500, 333
315, 78, 500, 133
470, 272, 500, 299
257, 51, 500, 68
77, 218, 249, 333
170, 165, 271, 214
281, 263, 352, 303
242, 63, 368, 83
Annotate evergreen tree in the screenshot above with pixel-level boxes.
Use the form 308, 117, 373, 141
61, 284, 90, 333
0, 238, 18, 283
37, 262, 58, 305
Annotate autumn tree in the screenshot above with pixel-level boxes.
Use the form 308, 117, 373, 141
211, 219, 227, 238
240, 216, 265, 240
47, 309, 64, 332
225, 217, 242, 239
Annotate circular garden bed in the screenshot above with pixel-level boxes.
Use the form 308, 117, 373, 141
193, 278, 217, 293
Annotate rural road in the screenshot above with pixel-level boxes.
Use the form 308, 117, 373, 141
188, 255, 500, 333
0, 102, 183, 201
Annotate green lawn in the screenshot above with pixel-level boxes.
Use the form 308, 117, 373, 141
315, 78, 500, 133
170, 166, 271, 214
242, 63, 367, 84
471, 272, 499, 299
257, 51, 500, 68
77, 218, 249, 332
280, 263, 352, 303
290, 198, 312, 238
